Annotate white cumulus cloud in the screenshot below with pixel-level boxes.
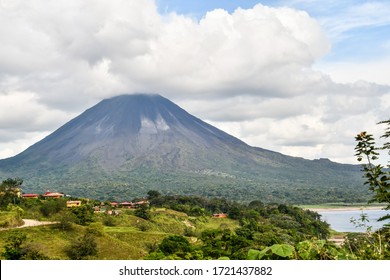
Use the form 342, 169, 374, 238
0, 0, 389, 164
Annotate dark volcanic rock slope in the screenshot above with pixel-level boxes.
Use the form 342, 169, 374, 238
5, 94, 251, 169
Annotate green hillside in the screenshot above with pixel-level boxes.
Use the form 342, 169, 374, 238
1, 191, 388, 260
0, 204, 241, 260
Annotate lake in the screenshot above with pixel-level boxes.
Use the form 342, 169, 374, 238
316, 209, 388, 232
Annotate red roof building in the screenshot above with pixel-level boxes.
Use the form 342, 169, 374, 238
120, 202, 134, 208
134, 200, 148, 205
22, 193, 40, 199
43, 192, 64, 198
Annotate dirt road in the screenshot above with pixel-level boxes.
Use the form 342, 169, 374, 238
0, 219, 56, 231
17, 219, 56, 228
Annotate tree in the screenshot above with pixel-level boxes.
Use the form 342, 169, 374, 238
1, 232, 48, 260
56, 210, 75, 231
66, 232, 98, 260
355, 120, 390, 222
1, 232, 27, 260
158, 235, 191, 255
0, 178, 23, 208
147, 190, 161, 200
71, 204, 95, 225
248, 200, 265, 209
134, 203, 151, 220
2, 178, 23, 188
39, 198, 66, 217
147, 235, 200, 260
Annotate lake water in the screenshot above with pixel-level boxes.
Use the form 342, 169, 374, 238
316, 209, 388, 232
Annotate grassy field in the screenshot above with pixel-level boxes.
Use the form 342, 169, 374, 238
0, 207, 240, 260
0, 210, 23, 228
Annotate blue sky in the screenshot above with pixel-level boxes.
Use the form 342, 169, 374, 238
0, 0, 389, 164
156, 0, 390, 62
156, 0, 265, 15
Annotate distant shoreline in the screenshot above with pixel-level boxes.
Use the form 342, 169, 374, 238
306, 206, 385, 212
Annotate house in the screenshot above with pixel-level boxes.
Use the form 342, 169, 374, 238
120, 202, 133, 208
66, 200, 82, 208
21, 193, 40, 199
212, 213, 228, 218
134, 200, 148, 206
43, 191, 64, 199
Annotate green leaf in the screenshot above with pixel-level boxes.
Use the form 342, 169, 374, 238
247, 248, 271, 260
270, 244, 294, 258
247, 249, 261, 260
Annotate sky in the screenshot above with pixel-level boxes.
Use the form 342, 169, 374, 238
0, 0, 389, 164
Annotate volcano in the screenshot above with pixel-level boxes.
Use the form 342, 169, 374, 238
0, 94, 365, 203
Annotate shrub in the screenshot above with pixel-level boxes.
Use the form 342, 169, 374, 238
66, 232, 98, 260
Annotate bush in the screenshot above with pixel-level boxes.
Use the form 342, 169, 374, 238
102, 215, 117, 227
1, 232, 49, 260
71, 205, 94, 225
39, 199, 66, 217
55, 210, 75, 231
159, 235, 192, 255
134, 204, 151, 220
66, 232, 98, 260
0, 209, 23, 228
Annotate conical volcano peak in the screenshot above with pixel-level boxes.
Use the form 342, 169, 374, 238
2, 93, 246, 166
92, 93, 171, 119
77, 93, 182, 135
93, 93, 237, 140
104, 93, 169, 107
